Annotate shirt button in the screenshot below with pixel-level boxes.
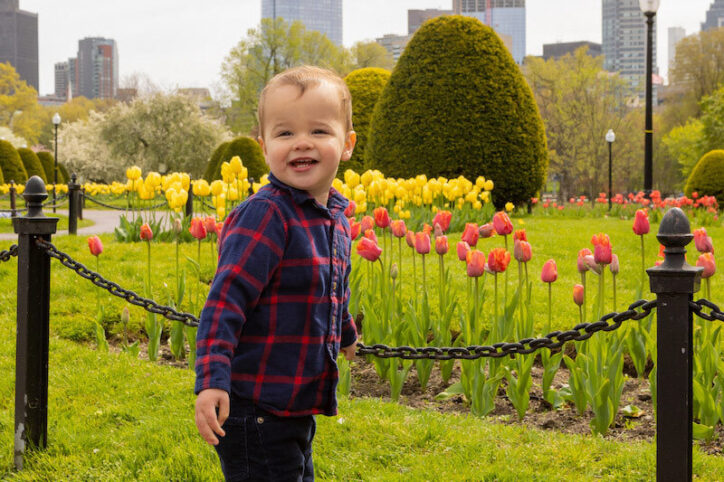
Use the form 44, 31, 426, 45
332, 281, 337, 290
333, 247, 337, 256
257, 417, 264, 424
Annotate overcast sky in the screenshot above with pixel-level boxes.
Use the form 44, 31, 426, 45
22, 0, 715, 96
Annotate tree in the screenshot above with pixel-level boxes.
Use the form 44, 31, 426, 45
670, 27, 724, 113
220, 17, 350, 134
100, 93, 230, 177
58, 111, 120, 182
37, 97, 116, 149
685, 149, 724, 200
661, 119, 705, 182
366, 16, 547, 207
700, 85, 724, 153
0, 62, 44, 145
17, 147, 46, 182
350, 41, 394, 70
0, 140, 27, 184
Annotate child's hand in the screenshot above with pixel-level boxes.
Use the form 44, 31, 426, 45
341, 341, 357, 361
195, 388, 229, 446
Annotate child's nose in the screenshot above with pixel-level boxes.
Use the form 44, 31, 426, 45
293, 135, 313, 150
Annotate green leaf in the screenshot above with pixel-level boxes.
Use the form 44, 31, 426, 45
693, 422, 716, 441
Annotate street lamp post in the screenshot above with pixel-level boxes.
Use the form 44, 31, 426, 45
606, 129, 615, 211
639, 0, 659, 196
52, 113, 61, 213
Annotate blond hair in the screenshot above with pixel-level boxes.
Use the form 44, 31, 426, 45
257, 65, 353, 137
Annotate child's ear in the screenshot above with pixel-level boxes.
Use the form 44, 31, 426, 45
341, 131, 356, 162
257, 136, 270, 165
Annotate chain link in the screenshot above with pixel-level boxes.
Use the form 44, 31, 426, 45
690, 299, 724, 323
357, 299, 657, 360
42, 193, 68, 207
83, 193, 167, 211
0, 244, 18, 262
35, 238, 199, 327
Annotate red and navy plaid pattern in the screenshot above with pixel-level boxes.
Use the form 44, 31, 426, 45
195, 173, 357, 417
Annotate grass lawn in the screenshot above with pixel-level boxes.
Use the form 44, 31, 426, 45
0, 213, 722, 479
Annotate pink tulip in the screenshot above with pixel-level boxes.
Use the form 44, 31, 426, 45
461, 223, 479, 247
405, 230, 415, 248
694, 228, 714, 254
374, 207, 390, 229
415, 232, 431, 255
435, 235, 449, 255
364, 229, 378, 244
577, 248, 593, 273
457, 241, 471, 261
203, 216, 217, 236
584, 255, 601, 274
487, 248, 511, 273
478, 223, 495, 238
492, 211, 513, 235
360, 215, 374, 233
189, 217, 207, 240
632, 209, 650, 235
513, 239, 532, 263
466, 250, 486, 277
610, 254, 619, 275
591, 233, 612, 265
432, 210, 452, 233
541, 259, 557, 283
140, 223, 153, 241
357, 237, 382, 262
88, 236, 103, 257
697, 253, 716, 278
573, 284, 584, 306
344, 200, 356, 218
350, 221, 361, 240
390, 219, 407, 238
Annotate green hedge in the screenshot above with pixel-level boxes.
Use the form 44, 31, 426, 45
17, 147, 47, 183
365, 15, 548, 208
203, 141, 231, 182
36, 151, 55, 181
0, 140, 27, 185
58, 162, 70, 184
344, 67, 391, 175
685, 149, 724, 201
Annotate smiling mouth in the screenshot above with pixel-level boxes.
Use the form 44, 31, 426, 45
289, 158, 318, 168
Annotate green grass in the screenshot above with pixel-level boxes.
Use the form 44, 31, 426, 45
0, 214, 723, 479
0, 214, 94, 234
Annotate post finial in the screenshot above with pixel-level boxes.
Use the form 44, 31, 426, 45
23, 176, 48, 218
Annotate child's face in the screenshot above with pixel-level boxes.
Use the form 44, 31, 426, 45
258, 82, 355, 206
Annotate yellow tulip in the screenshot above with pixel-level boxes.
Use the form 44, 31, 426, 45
505, 202, 514, 212
355, 201, 367, 214
180, 173, 190, 191
216, 205, 226, 219
473, 200, 482, 210
193, 179, 211, 196
476, 176, 486, 189
210, 180, 225, 196
331, 178, 344, 192
228, 187, 240, 201
126, 166, 142, 181
260, 174, 270, 185
480, 191, 490, 203
229, 156, 243, 174
253, 182, 261, 193
360, 170, 373, 187
484, 179, 494, 191
344, 169, 360, 188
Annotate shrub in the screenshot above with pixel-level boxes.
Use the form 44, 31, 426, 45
58, 162, 70, 184
365, 16, 548, 208
36, 151, 55, 181
17, 148, 47, 183
344, 67, 391, 174
685, 149, 724, 201
203, 141, 231, 182
212, 136, 267, 182
0, 140, 27, 185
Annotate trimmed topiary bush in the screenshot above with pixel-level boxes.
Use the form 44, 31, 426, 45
344, 67, 391, 175
37, 151, 55, 181
58, 162, 70, 184
0, 140, 28, 185
365, 15, 548, 208
203, 141, 231, 182
685, 149, 724, 201
211, 136, 267, 182
17, 148, 47, 183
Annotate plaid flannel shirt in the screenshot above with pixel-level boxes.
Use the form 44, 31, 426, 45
194, 173, 357, 417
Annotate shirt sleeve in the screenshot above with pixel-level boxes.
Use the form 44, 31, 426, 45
340, 237, 357, 348
194, 199, 287, 394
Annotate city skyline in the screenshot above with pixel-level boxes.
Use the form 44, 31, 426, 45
17, 0, 717, 96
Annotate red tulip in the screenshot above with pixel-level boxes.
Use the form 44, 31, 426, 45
435, 235, 449, 255
364, 229, 378, 244
513, 229, 527, 242
189, 217, 207, 240
610, 254, 620, 275
487, 247, 511, 273
697, 253, 716, 278
390, 219, 407, 238
344, 200, 356, 218
492, 211, 513, 236
360, 215, 374, 233
694, 228, 714, 254
541, 259, 557, 283
632, 209, 650, 235
573, 284, 584, 306
461, 222, 479, 247
466, 250, 486, 277
203, 216, 216, 236
140, 223, 153, 241
577, 248, 593, 272
478, 223, 495, 238
421, 223, 433, 236
591, 233, 612, 265
514, 239, 532, 263
356, 237, 382, 262
350, 221, 361, 240
415, 232, 431, 255
405, 230, 415, 248
88, 236, 103, 257
216, 222, 224, 237
373, 207, 390, 229
432, 210, 452, 232
457, 241, 471, 261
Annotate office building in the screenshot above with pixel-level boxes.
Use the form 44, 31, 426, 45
54, 61, 69, 98
667, 26, 685, 76
77, 37, 118, 99
602, 0, 657, 98
542, 41, 602, 60
261, 0, 343, 45
0, 0, 37, 90
453, 0, 526, 64
375, 34, 410, 62
702, 0, 724, 31
408, 9, 452, 34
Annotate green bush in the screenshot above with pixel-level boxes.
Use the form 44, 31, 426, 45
203, 141, 231, 182
685, 149, 724, 201
36, 151, 55, 181
58, 162, 70, 184
0, 140, 27, 185
17, 147, 47, 183
344, 67, 391, 175
365, 15, 548, 208
211, 136, 267, 182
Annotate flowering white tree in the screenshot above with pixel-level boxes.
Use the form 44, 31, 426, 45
58, 111, 123, 182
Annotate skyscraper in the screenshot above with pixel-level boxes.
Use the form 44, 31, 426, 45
452, 0, 526, 64
602, 0, 657, 97
261, 0, 343, 46
667, 27, 685, 76
701, 0, 724, 31
54, 61, 69, 98
77, 37, 118, 99
408, 9, 452, 34
0, 0, 38, 91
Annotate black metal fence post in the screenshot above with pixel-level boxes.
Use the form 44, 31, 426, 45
11, 176, 58, 470
79, 187, 84, 220
647, 207, 702, 482
9, 180, 16, 217
68, 174, 79, 235
185, 180, 194, 218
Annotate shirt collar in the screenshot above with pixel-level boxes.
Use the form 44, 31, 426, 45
266, 172, 349, 217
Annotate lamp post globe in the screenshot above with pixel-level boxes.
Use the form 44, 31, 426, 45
639, 0, 659, 197
606, 129, 615, 211
52, 113, 61, 213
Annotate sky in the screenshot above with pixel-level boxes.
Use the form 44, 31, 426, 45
21, 0, 717, 96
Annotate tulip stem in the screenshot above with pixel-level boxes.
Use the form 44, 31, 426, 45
612, 273, 617, 312
494, 273, 499, 340
598, 267, 604, 320
504, 235, 509, 307
196, 239, 202, 312
422, 254, 427, 304
96, 255, 101, 316
547, 282, 552, 335
474, 276, 479, 341
438, 254, 445, 317
398, 238, 403, 293
581, 271, 586, 324
640, 235, 646, 287
518, 261, 524, 331
412, 247, 417, 307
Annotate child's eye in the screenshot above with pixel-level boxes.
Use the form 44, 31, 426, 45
313, 129, 329, 135
276, 131, 292, 137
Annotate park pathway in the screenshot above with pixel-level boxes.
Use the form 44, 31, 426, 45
0, 209, 127, 241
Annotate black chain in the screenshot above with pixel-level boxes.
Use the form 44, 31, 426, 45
201, 199, 216, 210
690, 299, 724, 322
83, 193, 168, 211
35, 238, 199, 327
42, 193, 68, 207
357, 299, 657, 360
0, 244, 18, 262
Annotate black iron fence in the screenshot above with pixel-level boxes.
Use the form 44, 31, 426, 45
3, 175, 714, 481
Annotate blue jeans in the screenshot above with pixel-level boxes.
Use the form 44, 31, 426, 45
214, 397, 316, 481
